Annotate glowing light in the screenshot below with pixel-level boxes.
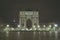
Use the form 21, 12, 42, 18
43, 25, 46, 28
6, 24, 9, 27
34, 28, 36, 30
54, 24, 58, 27
18, 25, 20, 27
29, 28, 32, 30
26, 28, 28, 30
49, 25, 52, 28
21, 28, 25, 30
33, 25, 35, 28
11, 27, 14, 30
38, 25, 40, 28
4, 28, 10, 31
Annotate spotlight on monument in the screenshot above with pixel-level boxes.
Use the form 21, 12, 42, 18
6, 24, 9, 27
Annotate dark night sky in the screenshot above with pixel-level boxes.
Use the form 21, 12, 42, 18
0, 0, 60, 24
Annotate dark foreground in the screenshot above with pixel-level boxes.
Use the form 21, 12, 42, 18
0, 31, 60, 40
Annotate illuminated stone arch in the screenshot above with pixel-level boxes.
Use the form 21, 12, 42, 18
19, 11, 39, 29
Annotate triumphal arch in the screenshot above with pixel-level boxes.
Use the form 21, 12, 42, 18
19, 11, 39, 29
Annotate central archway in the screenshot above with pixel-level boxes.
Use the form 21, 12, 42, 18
26, 19, 32, 29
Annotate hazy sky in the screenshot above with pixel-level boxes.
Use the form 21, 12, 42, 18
0, 0, 60, 23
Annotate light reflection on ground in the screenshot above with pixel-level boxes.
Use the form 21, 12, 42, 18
0, 31, 60, 40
